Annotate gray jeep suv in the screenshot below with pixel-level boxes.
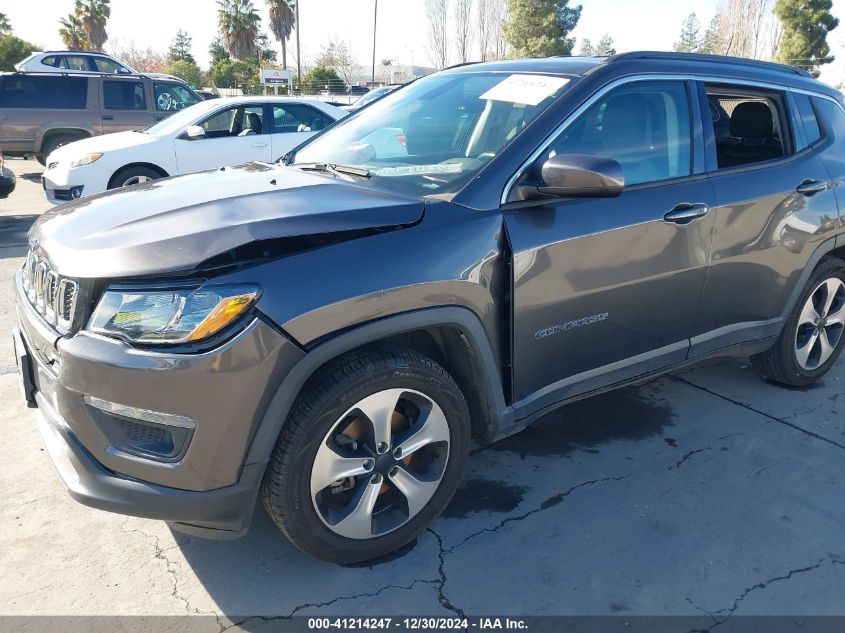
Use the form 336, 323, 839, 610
13, 52, 845, 563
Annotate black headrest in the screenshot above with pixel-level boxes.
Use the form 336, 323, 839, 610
246, 112, 262, 131
730, 102, 773, 138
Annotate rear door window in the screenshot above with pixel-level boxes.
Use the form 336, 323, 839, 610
272, 104, 330, 133
104, 81, 146, 110
64, 55, 92, 71
704, 85, 789, 169
0, 76, 88, 109
93, 56, 124, 73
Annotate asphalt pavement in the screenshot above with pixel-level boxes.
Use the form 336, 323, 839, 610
0, 158, 843, 628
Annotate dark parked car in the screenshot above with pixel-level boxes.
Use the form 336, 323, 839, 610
0, 71, 201, 164
13, 52, 845, 563
0, 152, 15, 198
195, 90, 220, 100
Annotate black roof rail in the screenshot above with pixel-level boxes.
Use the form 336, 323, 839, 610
604, 51, 813, 78
4, 69, 186, 82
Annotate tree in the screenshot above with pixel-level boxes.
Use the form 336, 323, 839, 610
59, 14, 87, 51
426, 0, 449, 69
477, 0, 492, 61
211, 58, 261, 91
674, 13, 702, 52
0, 12, 12, 36
0, 35, 38, 72
209, 37, 230, 64
168, 30, 195, 64
108, 40, 167, 72
491, 0, 509, 59
700, 14, 724, 54
316, 38, 358, 88
454, 0, 474, 64
165, 59, 204, 88
252, 31, 277, 65
300, 65, 342, 94
503, 0, 582, 57
578, 38, 593, 56
776, 0, 838, 74
75, 0, 111, 52
217, 0, 261, 60
266, 0, 295, 69
596, 34, 615, 55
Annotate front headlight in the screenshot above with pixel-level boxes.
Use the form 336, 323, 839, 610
87, 284, 259, 344
69, 153, 103, 168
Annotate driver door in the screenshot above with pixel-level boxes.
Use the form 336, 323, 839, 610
173, 104, 272, 173
505, 80, 716, 403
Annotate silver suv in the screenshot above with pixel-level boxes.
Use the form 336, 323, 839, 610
0, 72, 200, 164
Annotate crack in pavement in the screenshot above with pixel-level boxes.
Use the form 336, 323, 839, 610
670, 448, 707, 470
220, 579, 438, 631
445, 472, 638, 554
428, 528, 468, 622
672, 376, 845, 451
686, 557, 838, 632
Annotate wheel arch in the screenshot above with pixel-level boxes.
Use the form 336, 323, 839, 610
244, 306, 509, 468
108, 162, 170, 189
39, 128, 91, 153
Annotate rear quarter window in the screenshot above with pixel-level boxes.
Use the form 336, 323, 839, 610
793, 93, 822, 149
0, 76, 88, 109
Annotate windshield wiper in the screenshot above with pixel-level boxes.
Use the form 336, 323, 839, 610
296, 162, 371, 178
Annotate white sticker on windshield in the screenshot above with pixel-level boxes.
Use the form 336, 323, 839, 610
480, 74, 570, 106
375, 163, 463, 177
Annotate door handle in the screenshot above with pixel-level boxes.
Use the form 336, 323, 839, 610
102, 114, 114, 120
664, 203, 710, 224
251, 143, 268, 148
796, 179, 827, 196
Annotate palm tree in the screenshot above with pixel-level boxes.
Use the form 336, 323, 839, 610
59, 14, 87, 51
217, 0, 261, 61
74, 0, 111, 52
266, 0, 295, 69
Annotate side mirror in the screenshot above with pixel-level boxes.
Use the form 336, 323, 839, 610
183, 125, 206, 140
518, 154, 624, 200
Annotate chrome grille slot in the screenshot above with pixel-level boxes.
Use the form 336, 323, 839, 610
20, 251, 79, 333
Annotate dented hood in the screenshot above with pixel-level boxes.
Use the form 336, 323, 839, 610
31, 162, 424, 278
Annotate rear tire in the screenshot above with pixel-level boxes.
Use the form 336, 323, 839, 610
260, 345, 470, 564
751, 258, 845, 387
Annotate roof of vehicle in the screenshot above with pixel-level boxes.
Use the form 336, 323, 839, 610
0, 70, 188, 83
441, 51, 841, 98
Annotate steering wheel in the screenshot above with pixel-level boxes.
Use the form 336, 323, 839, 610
157, 92, 175, 111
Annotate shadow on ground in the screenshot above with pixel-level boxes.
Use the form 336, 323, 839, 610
0, 215, 38, 259
173, 385, 675, 621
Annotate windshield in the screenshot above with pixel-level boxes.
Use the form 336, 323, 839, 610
293, 72, 571, 197
356, 86, 394, 107
143, 100, 221, 136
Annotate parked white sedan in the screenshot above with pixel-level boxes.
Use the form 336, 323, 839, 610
42, 96, 346, 203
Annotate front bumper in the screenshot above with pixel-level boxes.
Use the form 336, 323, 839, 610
0, 169, 15, 199
14, 269, 305, 537
41, 162, 109, 204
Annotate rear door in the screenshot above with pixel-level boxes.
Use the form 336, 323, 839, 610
173, 103, 272, 173
100, 79, 153, 133
270, 103, 332, 159
505, 79, 716, 404
689, 82, 840, 356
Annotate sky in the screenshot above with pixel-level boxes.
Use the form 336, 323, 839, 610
3, 0, 845, 86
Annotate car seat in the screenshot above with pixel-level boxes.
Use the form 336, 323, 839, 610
238, 112, 262, 136
718, 101, 783, 167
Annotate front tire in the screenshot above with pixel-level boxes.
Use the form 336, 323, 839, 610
751, 258, 845, 387
108, 166, 162, 189
260, 345, 470, 564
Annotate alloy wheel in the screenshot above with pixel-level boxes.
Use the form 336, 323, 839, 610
122, 175, 152, 187
795, 277, 845, 370
310, 388, 450, 540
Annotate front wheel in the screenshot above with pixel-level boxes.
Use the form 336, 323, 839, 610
109, 166, 162, 189
751, 258, 845, 387
261, 346, 470, 564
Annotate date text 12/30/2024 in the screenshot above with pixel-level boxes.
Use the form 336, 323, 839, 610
307, 618, 529, 630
